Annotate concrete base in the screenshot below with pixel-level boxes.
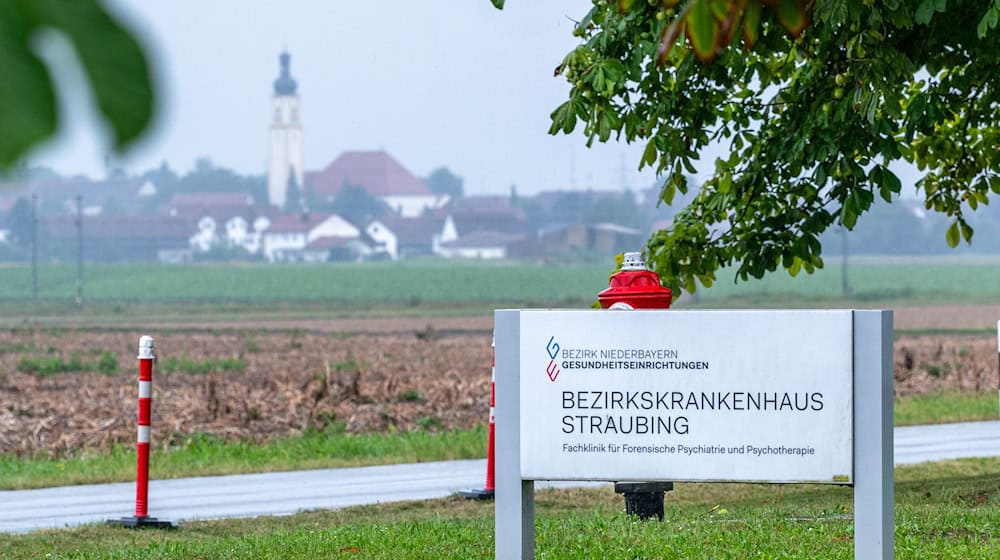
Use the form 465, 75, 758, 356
106, 516, 176, 529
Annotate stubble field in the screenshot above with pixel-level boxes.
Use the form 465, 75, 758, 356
0, 302, 996, 459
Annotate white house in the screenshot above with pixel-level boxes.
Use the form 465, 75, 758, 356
261, 213, 360, 262
365, 220, 397, 260
189, 216, 218, 253
367, 215, 457, 259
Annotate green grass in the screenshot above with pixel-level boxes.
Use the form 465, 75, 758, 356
1, 390, 995, 491
158, 355, 246, 374
1, 457, 998, 559
0, 427, 487, 490
895, 391, 999, 426
15, 351, 119, 376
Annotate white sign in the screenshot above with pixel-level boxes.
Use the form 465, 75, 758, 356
519, 310, 854, 483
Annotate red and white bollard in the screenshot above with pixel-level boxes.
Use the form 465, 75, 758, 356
461, 336, 495, 500
108, 336, 174, 528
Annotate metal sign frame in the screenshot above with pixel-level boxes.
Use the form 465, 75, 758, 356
494, 309, 893, 560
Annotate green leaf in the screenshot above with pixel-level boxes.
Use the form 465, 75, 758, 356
840, 198, 859, 229
490, 0, 505, 8
661, 177, 678, 205
788, 258, 802, 277
24, 0, 155, 150
960, 221, 973, 243
882, 168, 902, 195
774, 0, 808, 36
871, 166, 902, 202
742, 1, 761, 48
685, 0, 720, 63
658, 17, 686, 65
915, 0, 947, 24
981, 1, 1000, 38
548, 100, 577, 135
641, 140, 657, 169
0, 3, 57, 168
945, 220, 960, 248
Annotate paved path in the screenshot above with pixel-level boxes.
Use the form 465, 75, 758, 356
3, 421, 999, 533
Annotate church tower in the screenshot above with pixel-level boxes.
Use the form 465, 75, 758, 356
267, 51, 304, 208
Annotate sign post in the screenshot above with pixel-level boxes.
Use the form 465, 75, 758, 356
494, 309, 893, 560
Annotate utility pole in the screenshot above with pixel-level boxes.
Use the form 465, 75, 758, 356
30, 193, 38, 301
75, 194, 83, 306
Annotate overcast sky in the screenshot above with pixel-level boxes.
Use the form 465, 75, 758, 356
27, 1, 672, 196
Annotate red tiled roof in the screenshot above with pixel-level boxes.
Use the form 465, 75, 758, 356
308, 151, 430, 198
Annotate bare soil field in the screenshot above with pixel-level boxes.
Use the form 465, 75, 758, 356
891, 304, 1000, 331
73, 303, 1000, 334
0, 305, 997, 458
0, 330, 491, 457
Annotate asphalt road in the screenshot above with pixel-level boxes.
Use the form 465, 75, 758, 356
2, 420, 999, 533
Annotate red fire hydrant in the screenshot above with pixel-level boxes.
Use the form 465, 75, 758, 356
599, 251, 674, 521
597, 252, 672, 310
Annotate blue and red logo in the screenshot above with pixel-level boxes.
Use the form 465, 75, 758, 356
545, 336, 560, 382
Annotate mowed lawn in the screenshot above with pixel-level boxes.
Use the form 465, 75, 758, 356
1, 457, 998, 559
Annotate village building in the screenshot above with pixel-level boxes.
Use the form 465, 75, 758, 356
42, 215, 194, 263
307, 151, 448, 218
365, 214, 455, 260
260, 212, 361, 262
437, 230, 523, 260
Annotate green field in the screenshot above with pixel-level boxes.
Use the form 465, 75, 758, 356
0, 262, 608, 306
1, 457, 997, 559
2, 257, 1000, 308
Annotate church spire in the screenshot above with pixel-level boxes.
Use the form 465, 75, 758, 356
273, 50, 297, 96
268, 49, 304, 208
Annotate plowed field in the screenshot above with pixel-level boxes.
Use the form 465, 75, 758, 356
0, 309, 997, 458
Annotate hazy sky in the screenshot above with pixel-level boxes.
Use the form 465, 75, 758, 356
29, 1, 669, 196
